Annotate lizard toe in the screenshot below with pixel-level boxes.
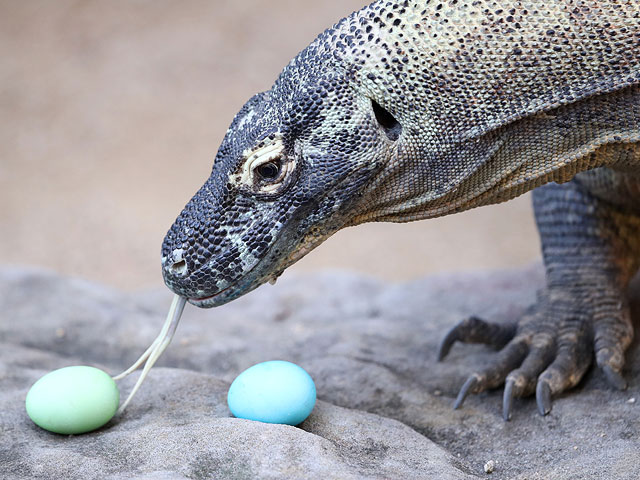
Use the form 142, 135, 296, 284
437, 316, 517, 361
452, 336, 528, 409
601, 365, 627, 391
533, 328, 593, 416
593, 302, 633, 390
502, 333, 555, 420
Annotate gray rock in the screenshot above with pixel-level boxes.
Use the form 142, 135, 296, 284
1, 265, 639, 479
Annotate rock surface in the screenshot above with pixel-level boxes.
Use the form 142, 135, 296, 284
1, 265, 639, 479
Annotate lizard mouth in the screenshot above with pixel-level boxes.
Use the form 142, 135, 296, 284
187, 266, 263, 308
189, 287, 232, 307
186, 230, 318, 308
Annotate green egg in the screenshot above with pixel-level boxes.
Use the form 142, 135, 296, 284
25, 366, 120, 434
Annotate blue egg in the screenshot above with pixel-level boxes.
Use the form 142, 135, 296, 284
227, 360, 316, 425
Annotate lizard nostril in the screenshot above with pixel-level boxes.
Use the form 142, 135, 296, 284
170, 259, 187, 276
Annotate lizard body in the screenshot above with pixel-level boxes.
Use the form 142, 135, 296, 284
161, 0, 640, 419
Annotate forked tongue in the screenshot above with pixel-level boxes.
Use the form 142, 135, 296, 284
112, 294, 187, 415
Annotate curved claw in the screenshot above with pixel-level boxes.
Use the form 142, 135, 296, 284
437, 326, 460, 361
503, 378, 515, 421
536, 380, 552, 416
602, 365, 627, 391
453, 375, 478, 409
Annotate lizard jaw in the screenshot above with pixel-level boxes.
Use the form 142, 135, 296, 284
186, 237, 321, 308
186, 266, 264, 308
186, 254, 285, 308
188, 287, 232, 308
187, 274, 278, 307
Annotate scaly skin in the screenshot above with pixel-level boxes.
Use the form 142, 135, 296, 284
160, 1, 640, 419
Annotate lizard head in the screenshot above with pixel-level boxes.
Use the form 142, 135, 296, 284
161, 40, 401, 307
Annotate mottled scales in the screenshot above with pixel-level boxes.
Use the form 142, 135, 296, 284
160, 1, 640, 419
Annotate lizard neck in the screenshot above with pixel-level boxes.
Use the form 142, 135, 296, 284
347, 85, 640, 225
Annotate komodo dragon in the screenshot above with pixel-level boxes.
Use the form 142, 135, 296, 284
160, 0, 640, 420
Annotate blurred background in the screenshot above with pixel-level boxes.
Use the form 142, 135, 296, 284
0, 0, 540, 292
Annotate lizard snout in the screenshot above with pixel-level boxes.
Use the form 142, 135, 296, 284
161, 247, 202, 300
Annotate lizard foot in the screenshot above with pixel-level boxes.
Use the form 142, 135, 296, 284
438, 290, 633, 420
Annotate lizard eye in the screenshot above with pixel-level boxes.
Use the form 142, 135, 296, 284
233, 137, 296, 196
255, 160, 281, 181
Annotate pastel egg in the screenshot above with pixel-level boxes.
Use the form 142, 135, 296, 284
25, 366, 120, 434
227, 360, 316, 425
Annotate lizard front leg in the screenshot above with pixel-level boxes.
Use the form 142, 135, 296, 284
439, 174, 640, 420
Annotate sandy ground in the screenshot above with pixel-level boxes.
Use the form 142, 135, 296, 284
0, 0, 540, 292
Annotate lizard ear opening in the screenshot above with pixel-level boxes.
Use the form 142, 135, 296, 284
371, 99, 402, 141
